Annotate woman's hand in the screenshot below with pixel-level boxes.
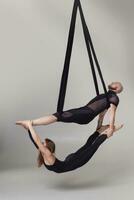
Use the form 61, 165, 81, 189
16, 120, 32, 130
104, 124, 123, 138
106, 127, 114, 137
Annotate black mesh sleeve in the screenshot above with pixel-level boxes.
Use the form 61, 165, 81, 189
109, 95, 119, 107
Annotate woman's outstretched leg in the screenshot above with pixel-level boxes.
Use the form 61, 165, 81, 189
16, 114, 57, 127
32, 115, 57, 126
65, 124, 123, 171
73, 125, 109, 156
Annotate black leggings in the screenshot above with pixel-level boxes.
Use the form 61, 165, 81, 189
59, 132, 107, 172
53, 106, 95, 125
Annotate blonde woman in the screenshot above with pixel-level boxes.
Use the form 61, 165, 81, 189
16, 82, 123, 136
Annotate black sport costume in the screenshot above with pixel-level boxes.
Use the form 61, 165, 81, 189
28, 130, 107, 173
24, 0, 121, 174
53, 90, 119, 125
27, 90, 119, 173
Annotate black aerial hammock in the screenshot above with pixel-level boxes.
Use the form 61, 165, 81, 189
57, 0, 109, 113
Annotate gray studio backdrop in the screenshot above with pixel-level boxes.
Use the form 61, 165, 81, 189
0, 0, 133, 170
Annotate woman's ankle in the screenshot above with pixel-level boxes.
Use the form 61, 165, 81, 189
31, 120, 35, 126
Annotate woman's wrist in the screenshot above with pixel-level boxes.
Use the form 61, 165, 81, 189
28, 120, 32, 129
109, 126, 114, 132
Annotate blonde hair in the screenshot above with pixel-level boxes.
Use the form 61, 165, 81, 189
108, 82, 123, 93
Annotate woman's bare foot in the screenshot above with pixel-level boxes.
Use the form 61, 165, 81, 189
16, 120, 31, 130
101, 124, 124, 138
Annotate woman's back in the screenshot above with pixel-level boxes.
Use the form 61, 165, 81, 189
86, 90, 119, 116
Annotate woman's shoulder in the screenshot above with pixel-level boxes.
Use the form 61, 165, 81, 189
108, 90, 120, 106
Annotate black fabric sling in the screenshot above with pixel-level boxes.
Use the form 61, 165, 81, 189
78, 1, 109, 103
57, 0, 109, 113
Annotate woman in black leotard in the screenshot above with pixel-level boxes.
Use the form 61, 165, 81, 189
18, 121, 122, 173
16, 82, 123, 136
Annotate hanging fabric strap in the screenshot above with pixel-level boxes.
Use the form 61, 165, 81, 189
57, 0, 78, 113
57, 0, 108, 113
78, 0, 109, 99
77, 0, 100, 96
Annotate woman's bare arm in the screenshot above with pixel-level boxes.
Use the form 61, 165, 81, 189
97, 110, 107, 129
26, 121, 55, 165
108, 104, 117, 129
28, 122, 48, 155
106, 104, 117, 135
